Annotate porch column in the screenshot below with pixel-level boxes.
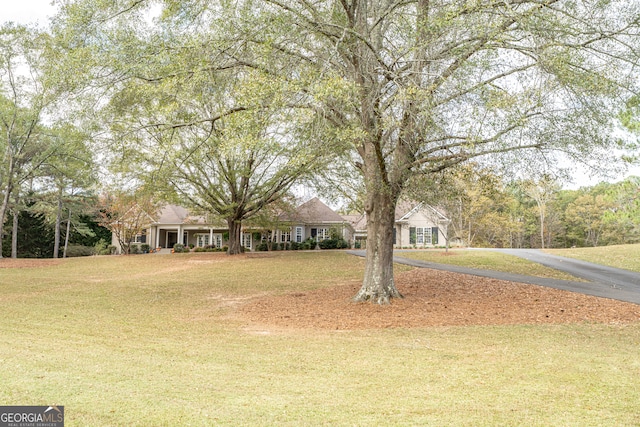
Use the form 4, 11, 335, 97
178, 225, 183, 244
155, 227, 160, 249
209, 228, 213, 246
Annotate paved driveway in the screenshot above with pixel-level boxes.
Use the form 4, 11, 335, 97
347, 249, 640, 305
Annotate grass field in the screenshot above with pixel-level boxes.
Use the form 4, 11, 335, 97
546, 244, 640, 272
1, 251, 639, 426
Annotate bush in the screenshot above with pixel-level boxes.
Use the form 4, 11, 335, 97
337, 239, 350, 249
173, 243, 187, 253
315, 238, 350, 250
256, 242, 269, 252
302, 238, 317, 250
94, 239, 105, 254
193, 245, 226, 252
140, 244, 150, 253
65, 244, 95, 257
130, 245, 140, 254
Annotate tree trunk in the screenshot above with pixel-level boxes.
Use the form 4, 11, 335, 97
539, 203, 545, 249
53, 187, 63, 258
227, 218, 244, 255
0, 181, 13, 260
11, 204, 18, 259
353, 190, 402, 304
63, 208, 72, 258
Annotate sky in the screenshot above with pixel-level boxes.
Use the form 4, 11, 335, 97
2, 1, 58, 26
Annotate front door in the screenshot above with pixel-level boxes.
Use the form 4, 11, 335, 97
167, 231, 178, 248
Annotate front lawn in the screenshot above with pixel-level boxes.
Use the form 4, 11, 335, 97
1, 252, 638, 426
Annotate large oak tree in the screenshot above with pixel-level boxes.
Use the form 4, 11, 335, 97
55, 0, 640, 302
221, 0, 639, 303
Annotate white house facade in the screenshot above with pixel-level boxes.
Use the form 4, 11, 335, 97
111, 198, 448, 253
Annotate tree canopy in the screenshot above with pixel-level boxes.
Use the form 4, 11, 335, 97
49, 0, 640, 302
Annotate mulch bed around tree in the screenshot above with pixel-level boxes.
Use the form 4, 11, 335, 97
238, 268, 640, 330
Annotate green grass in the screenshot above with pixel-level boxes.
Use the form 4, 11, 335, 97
395, 249, 581, 281
1, 252, 639, 426
546, 244, 640, 272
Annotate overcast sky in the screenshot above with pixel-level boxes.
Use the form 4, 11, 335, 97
2, 1, 58, 26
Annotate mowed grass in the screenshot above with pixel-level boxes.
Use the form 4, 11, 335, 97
1, 251, 639, 426
547, 244, 640, 272
395, 249, 581, 280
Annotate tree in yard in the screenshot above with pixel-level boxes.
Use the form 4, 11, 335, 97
408, 164, 516, 248
224, 0, 639, 303
97, 190, 159, 255
2, 194, 55, 258
22, 123, 96, 258
520, 176, 560, 249
0, 25, 64, 258
54, 3, 334, 256
244, 194, 299, 251
56, 1, 640, 302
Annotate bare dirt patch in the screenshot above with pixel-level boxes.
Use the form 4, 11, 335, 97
238, 268, 640, 330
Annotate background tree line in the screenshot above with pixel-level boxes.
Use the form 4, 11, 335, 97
427, 164, 640, 249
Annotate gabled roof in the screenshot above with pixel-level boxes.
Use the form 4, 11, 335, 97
396, 201, 449, 222
342, 213, 367, 231
285, 197, 347, 224
395, 199, 417, 221
154, 204, 209, 225
155, 205, 188, 224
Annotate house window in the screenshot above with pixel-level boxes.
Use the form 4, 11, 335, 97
319, 228, 329, 240
242, 233, 252, 250
410, 227, 433, 246
424, 227, 432, 244
196, 234, 210, 247
132, 231, 147, 243
213, 233, 223, 248
295, 227, 303, 243
281, 231, 291, 243
311, 228, 329, 241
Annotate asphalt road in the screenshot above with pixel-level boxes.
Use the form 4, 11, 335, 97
347, 249, 640, 305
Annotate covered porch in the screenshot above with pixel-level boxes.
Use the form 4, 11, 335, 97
150, 225, 228, 250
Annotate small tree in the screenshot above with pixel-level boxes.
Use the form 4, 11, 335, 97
521, 176, 560, 249
97, 191, 158, 255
